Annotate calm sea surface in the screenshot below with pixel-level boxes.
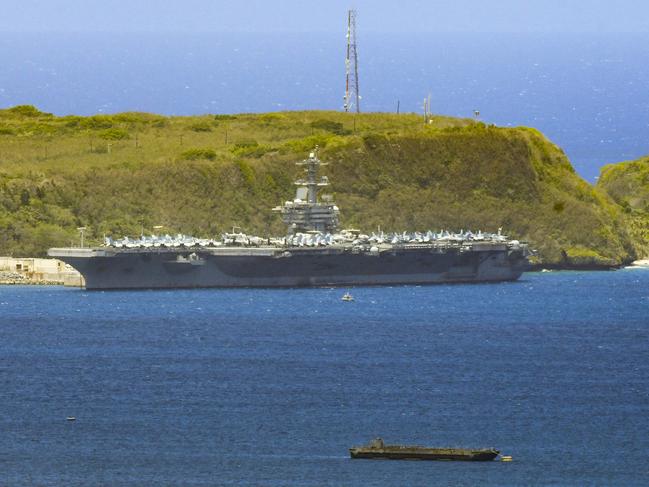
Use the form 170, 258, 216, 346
1, 269, 649, 485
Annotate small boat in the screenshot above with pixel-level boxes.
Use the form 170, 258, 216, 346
349, 438, 499, 461
341, 292, 354, 302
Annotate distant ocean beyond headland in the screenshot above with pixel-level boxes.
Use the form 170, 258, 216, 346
1, 31, 648, 181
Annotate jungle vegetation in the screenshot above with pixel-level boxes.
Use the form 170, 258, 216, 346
597, 157, 649, 259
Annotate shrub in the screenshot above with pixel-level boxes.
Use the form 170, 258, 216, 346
112, 112, 162, 124
229, 139, 273, 158
231, 144, 273, 158
63, 116, 83, 127
22, 223, 73, 257
98, 128, 129, 140
281, 135, 332, 154
151, 119, 168, 128
188, 121, 213, 132
180, 148, 217, 160
236, 160, 255, 186
310, 119, 351, 135
19, 123, 58, 136
79, 115, 114, 130
232, 139, 258, 149
258, 113, 284, 125
7, 105, 52, 118
362, 132, 388, 149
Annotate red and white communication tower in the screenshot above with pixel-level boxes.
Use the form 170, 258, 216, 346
343, 9, 360, 113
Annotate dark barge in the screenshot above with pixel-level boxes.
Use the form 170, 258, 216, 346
349, 438, 499, 461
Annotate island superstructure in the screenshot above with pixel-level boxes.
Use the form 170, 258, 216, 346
273, 148, 339, 233
49, 148, 530, 289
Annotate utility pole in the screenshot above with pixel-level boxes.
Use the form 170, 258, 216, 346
77, 227, 86, 248
423, 97, 428, 124
343, 9, 360, 113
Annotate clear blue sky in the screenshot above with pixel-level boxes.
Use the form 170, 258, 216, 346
2, 0, 649, 33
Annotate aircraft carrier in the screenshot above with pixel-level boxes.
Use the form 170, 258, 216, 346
49, 148, 530, 289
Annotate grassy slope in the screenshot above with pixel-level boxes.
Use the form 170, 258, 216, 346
597, 157, 649, 259
0, 105, 636, 266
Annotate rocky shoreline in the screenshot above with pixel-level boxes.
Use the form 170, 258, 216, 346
529, 263, 620, 272
0, 271, 66, 286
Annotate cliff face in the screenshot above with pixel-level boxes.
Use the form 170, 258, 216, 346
326, 126, 634, 266
597, 157, 649, 259
0, 106, 636, 265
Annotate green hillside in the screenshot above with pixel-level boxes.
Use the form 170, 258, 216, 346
597, 157, 649, 259
0, 105, 637, 266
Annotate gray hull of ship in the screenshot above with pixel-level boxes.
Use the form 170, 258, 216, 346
49, 245, 528, 290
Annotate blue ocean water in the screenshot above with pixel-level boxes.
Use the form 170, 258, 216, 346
2, 270, 649, 485
1, 32, 649, 181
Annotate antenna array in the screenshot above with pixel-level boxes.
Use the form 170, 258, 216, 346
343, 10, 360, 113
